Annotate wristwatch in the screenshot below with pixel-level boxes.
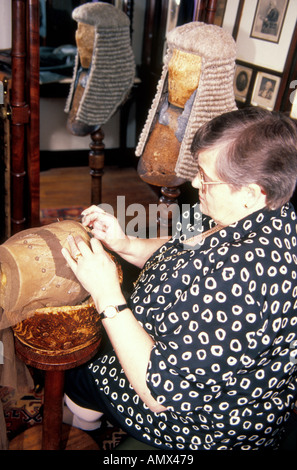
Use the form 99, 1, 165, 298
99, 303, 128, 320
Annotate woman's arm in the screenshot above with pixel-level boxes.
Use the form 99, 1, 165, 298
81, 205, 169, 268
116, 236, 169, 269
62, 235, 167, 413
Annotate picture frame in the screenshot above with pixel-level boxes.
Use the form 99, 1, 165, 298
223, 0, 296, 73
250, 0, 289, 44
234, 64, 253, 102
251, 71, 281, 110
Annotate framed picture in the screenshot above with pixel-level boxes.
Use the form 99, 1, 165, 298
250, 0, 289, 43
234, 64, 253, 102
251, 71, 281, 110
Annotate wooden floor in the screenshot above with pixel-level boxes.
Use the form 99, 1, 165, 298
40, 165, 159, 213
9, 424, 100, 451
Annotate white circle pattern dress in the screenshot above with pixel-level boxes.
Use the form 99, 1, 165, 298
88, 202, 297, 450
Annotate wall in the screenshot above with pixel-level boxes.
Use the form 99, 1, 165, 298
223, 0, 297, 73
0, 0, 11, 49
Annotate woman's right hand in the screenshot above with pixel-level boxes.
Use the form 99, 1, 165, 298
81, 205, 130, 254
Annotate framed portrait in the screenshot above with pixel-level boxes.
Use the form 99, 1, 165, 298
250, 0, 289, 43
251, 71, 281, 110
234, 64, 253, 102
223, 0, 296, 72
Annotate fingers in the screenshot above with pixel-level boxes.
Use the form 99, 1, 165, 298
90, 236, 104, 253
61, 246, 77, 271
67, 234, 83, 257
81, 206, 109, 228
63, 235, 104, 265
81, 205, 101, 217
62, 236, 85, 272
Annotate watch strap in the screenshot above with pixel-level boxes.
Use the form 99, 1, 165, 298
99, 303, 128, 320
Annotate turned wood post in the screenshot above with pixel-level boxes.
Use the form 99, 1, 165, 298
11, 0, 27, 234
193, 0, 218, 23
158, 186, 181, 236
11, 0, 40, 234
42, 370, 64, 450
89, 128, 105, 205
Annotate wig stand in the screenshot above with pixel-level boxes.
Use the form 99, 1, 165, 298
89, 128, 105, 205
158, 186, 181, 236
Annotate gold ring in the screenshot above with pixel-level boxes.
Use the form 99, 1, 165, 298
74, 253, 83, 261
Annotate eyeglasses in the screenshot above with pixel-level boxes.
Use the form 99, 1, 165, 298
198, 167, 227, 194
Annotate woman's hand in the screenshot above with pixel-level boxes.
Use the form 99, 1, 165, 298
62, 235, 124, 311
62, 233, 167, 414
81, 205, 130, 255
80, 205, 170, 269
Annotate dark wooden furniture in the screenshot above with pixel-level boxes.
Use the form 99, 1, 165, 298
0, 74, 11, 243
193, 0, 219, 23
11, 0, 40, 235
14, 336, 101, 450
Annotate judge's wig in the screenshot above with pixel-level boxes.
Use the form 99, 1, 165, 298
136, 22, 237, 181
65, 2, 135, 127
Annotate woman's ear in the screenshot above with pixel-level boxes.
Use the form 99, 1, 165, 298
244, 183, 267, 209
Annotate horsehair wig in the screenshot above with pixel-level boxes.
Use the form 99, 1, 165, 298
65, 2, 135, 127
135, 22, 237, 181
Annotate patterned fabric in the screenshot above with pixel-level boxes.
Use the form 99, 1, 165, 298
88, 203, 297, 450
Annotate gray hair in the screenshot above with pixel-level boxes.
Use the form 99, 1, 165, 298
191, 107, 297, 209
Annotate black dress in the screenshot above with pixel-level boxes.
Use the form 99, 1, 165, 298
65, 203, 297, 450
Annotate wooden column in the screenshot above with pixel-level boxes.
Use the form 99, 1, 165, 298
193, 0, 218, 23
26, 0, 40, 227
11, 0, 28, 234
11, 0, 40, 235
42, 370, 64, 450
205, 0, 218, 24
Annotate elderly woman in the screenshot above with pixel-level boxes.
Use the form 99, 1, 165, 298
62, 107, 297, 450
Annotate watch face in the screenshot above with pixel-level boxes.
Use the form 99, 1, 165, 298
104, 306, 117, 318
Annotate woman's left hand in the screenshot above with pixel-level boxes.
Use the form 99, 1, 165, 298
62, 235, 166, 414
62, 235, 122, 310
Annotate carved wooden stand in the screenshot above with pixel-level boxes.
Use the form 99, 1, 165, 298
12, 337, 101, 450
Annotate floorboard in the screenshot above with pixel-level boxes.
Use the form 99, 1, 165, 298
40, 165, 159, 211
